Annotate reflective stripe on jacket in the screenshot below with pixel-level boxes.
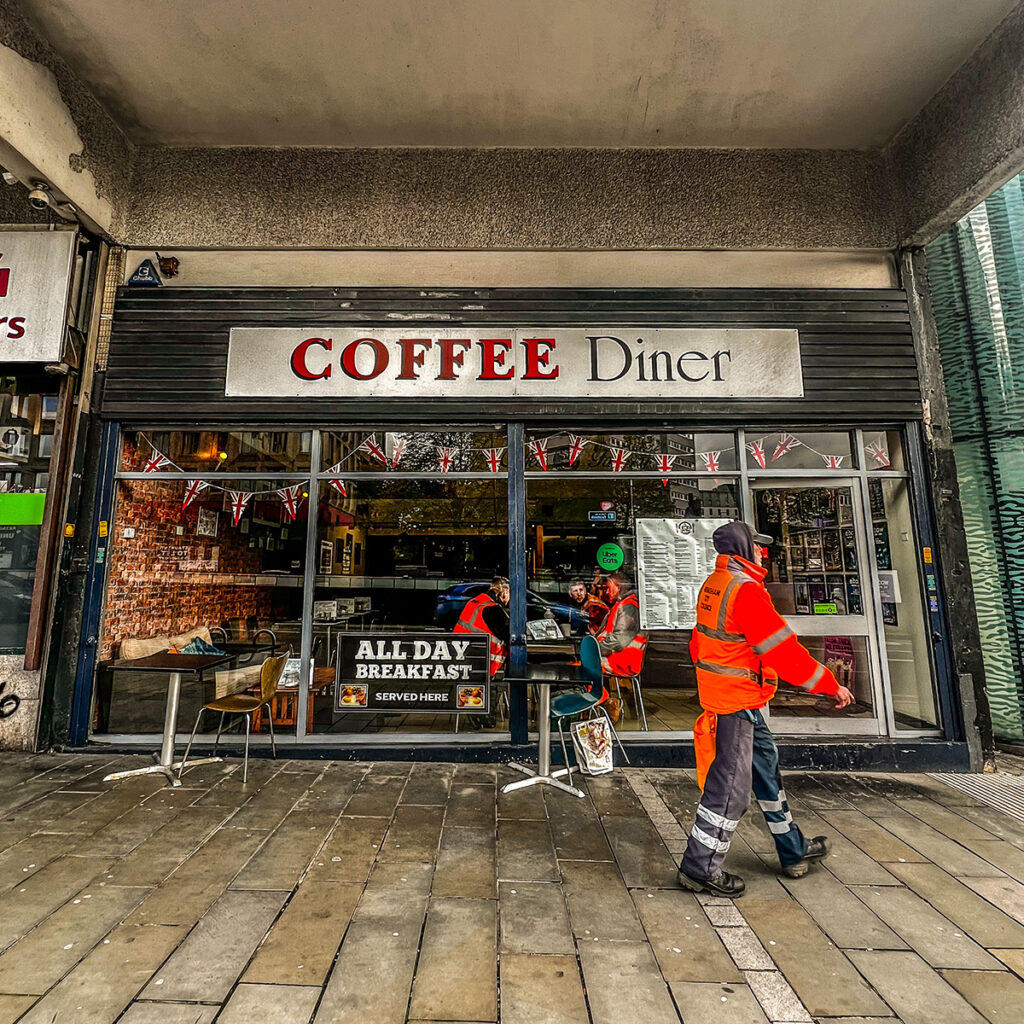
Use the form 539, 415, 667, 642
453, 591, 507, 678
597, 593, 648, 677
689, 553, 839, 715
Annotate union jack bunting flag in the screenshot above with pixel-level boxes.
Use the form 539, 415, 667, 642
700, 451, 721, 473
436, 446, 455, 473
359, 434, 388, 465
390, 437, 408, 469
182, 479, 209, 509
528, 439, 548, 471
747, 440, 767, 469
279, 484, 303, 521
567, 434, 587, 466
484, 447, 505, 473
823, 454, 845, 470
144, 449, 170, 473
610, 448, 630, 472
656, 453, 677, 485
864, 441, 892, 469
326, 462, 347, 496
771, 434, 801, 462
228, 490, 253, 526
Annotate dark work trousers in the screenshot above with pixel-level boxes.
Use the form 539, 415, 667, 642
681, 708, 808, 879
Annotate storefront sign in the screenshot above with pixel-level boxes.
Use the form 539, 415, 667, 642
589, 510, 616, 522
596, 542, 624, 569
335, 632, 490, 713
0, 231, 76, 362
226, 328, 803, 400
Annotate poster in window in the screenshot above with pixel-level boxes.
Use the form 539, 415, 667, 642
823, 635, 855, 688
318, 540, 333, 574
196, 508, 218, 538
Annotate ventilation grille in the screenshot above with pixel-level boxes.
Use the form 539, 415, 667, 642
930, 772, 1024, 825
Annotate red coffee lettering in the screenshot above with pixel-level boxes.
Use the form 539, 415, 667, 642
6, 316, 25, 340
397, 338, 433, 379
0, 265, 9, 298
341, 338, 389, 380
521, 338, 559, 380
290, 337, 332, 380
437, 339, 472, 380
476, 338, 514, 380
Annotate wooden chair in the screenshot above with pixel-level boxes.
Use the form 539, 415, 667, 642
178, 649, 291, 784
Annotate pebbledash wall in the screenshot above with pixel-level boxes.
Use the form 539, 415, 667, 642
65, 248, 984, 771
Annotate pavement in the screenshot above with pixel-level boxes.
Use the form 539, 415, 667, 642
1, 753, 1024, 1024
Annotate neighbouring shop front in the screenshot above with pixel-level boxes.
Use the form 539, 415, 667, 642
74, 284, 966, 768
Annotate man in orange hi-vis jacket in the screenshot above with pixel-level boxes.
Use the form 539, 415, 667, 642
678, 521, 854, 898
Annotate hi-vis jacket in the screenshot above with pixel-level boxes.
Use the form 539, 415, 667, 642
453, 592, 508, 678
598, 593, 648, 677
690, 553, 840, 786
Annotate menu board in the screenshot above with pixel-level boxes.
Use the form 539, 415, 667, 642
335, 632, 490, 714
636, 518, 732, 629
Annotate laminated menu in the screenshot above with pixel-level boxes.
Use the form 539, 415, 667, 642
636, 518, 732, 629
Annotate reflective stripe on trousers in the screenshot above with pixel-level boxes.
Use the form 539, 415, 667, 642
681, 708, 808, 879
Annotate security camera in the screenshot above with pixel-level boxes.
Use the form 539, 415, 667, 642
27, 183, 52, 210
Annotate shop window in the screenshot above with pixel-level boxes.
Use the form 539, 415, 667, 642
524, 431, 737, 473
121, 430, 311, 474
746, 431, 853, 472
862, 430, 905, 472
321, 429, 505, 474
0, 387, 58, 653
96, 478, 308, 736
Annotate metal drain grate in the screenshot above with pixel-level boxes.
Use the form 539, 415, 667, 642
930, 772, 1024, 825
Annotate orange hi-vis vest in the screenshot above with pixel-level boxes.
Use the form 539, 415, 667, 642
453, 591, 508, 678
690, 553, 840, 788
598, 593, 648, 677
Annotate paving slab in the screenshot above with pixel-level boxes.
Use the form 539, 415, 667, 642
895, 796, 1008, 844
888, 860, 1024, 947
669, 980, 770, 1023
227, 769, 323, 830
497, 774, 548, 819
67, 802, 179, 859
632, 887, 743, 982
742, 968, 813, 1022
560, 859, 645, 940
940, 968, 1024, 1023
244, 880, 362, 986
191, 761, 281, 806
408, 897, 497, 1021
821, 809, 929, 863
232, 808, 333, 889
543, 788, 614, 860
578, 939, 681, 1024
0, 833, 85, 894
310, 815, 389, 882
378, 802, 444, 861
342, 771, 408, 816
790, 809, 901, 886
141, 888, 287, 1001
0, 883, 148, 995
971, 839, 1024, 882
584, 774, 647, 818
781, 867, 906, 949
14, 922, 187, 1024
120, 1003, 219, 1024
963, 877, 1024, 925
434, 825, 497, 898
498, 817, 560, 881
0, 995, 34, 1024
499, 952, 589, 1024
446, 781, 497, 827
873, 814, 1008, 877
294, 767, 361, 816
499, 881, 574, 954
602, 813, 680, 888
740, 897, 890, 1017
219, 982, 321, 1023
992, 947, 1024, 977
847, 949, 989, 1024
401, 764, 453, 805
853, 884, 1000, 968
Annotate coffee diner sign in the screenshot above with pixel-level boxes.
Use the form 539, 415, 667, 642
227, 327, 803, 399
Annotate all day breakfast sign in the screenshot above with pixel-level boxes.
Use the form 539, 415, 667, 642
226, 327, 803, 399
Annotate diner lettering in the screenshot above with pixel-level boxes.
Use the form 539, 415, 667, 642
227, 327, 804, 399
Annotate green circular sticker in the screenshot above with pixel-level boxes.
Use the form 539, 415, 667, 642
596, 542, 624, 571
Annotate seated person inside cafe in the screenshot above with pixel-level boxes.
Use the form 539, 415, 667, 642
679, 521, 854, 898
596, 570, 647, 678
453, 575, 510, 678
568, 578, 609, 635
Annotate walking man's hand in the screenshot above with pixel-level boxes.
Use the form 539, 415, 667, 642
833, 685, 854, 709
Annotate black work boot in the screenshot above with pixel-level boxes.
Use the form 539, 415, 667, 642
677, 867, 746, 898
780, 835, 830, 878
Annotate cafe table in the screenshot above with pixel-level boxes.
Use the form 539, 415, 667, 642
102, 652, 235, 787
502, 662, 590, 799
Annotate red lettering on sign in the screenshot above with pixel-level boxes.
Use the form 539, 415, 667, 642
290, 337, 333, 380
341, 338, 389, 380
476, 338, 514, 380
396, 338, 433, 379
521, 338, 559, 380
0, 259, 9, 298
437, 339, 472, 380
6, 317, 24, 340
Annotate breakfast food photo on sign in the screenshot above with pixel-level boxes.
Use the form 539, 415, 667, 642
457, 685, 485, 708
339, 684, 367, 707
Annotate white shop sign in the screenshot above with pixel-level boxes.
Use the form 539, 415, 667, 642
0, 231, 76, 362
226, 327, 803, 399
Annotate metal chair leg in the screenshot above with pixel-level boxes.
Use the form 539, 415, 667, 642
213, 711, 225, 756
267, 710, 277, 759
614, 677, 624, 713
178, 708, 204, 780
599, 707, 630, 764
632, 675, 649, 730
556, 716, 574, 787
243, 712, 251, 784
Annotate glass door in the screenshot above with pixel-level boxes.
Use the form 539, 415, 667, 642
751, 478, 884, 734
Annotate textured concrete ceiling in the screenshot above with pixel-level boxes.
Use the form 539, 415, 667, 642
20, 0, 1020, 149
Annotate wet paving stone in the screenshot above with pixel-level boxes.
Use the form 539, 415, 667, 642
499, 880, 574, 954
498, 816, 560, 881
578, 939, 681, 1024
499, 953, 589, 1024
434, 824, 497, 898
